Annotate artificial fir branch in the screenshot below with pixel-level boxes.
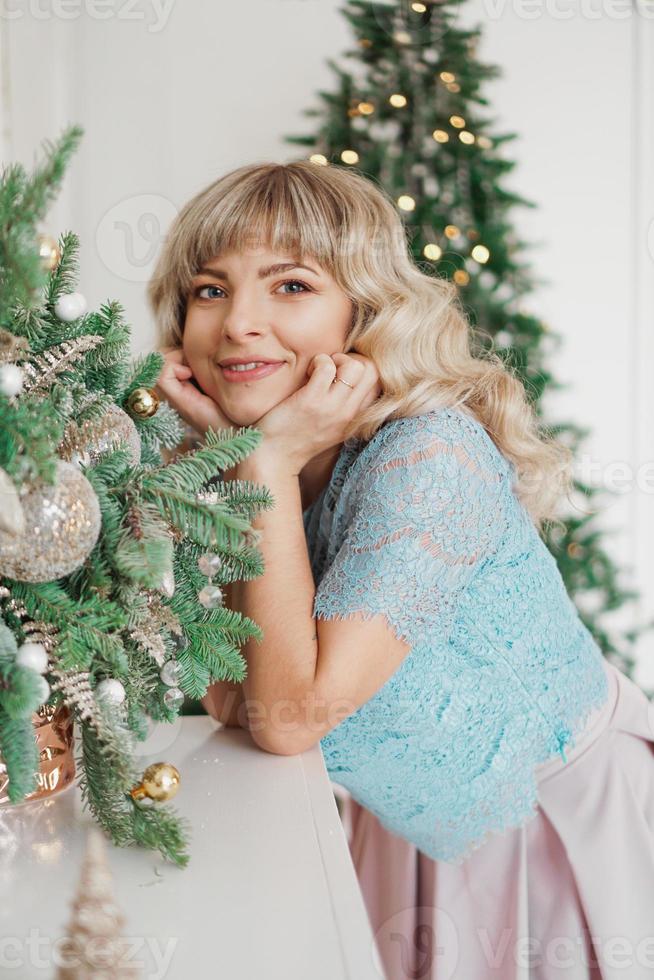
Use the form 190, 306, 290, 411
78, 703, 190, 867
121, 350, 167, 400
0, 126, 83, 325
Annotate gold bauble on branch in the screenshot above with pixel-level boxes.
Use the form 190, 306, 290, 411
126, 387, 159, 420
37, 233, 61, 271
130, 762, 180, 803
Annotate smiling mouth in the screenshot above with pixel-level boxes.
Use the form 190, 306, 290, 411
218, 362, 286, 383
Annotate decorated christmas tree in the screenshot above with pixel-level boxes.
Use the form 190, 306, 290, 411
57, 827, 139, 979
285, 0, 648, 677
0, 126, 273, 866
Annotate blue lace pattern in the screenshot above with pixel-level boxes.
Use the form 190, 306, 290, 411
302, 407, 609, 864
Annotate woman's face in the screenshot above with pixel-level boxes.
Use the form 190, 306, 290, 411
182, 246, 354, 426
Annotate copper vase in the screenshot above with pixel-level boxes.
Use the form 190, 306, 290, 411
0, 702, 76, 806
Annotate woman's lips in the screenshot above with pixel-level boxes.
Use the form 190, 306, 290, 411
219, 362, 285, 383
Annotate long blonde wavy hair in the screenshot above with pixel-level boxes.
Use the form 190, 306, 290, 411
147, 160, 574, 534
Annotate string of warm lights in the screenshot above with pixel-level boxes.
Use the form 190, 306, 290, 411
308, 15, 495, 283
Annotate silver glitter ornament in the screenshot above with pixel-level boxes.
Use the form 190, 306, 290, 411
160, 659, 182, 687
0, 461, 101, 581
159, 566, 175, 598
58, 404, 141, 467
0, 467, 25, 535
95, 678, 126, 704
198, 584, 224, 609
163, 687, 184, 710
198, 552, 223, 577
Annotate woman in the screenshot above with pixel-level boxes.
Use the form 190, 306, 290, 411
149, 160, 654, 980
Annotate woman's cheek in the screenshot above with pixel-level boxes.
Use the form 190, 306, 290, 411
181, 336, 203, 376
179, 342, 209, 395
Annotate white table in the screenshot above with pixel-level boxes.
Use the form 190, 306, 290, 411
0, 717, 384, 979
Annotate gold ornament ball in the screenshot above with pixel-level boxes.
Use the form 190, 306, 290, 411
126, 387, 160, 419
131, 762, 180, 802
37, 234, 61, 271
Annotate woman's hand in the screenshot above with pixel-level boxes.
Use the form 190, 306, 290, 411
249, 351, 382, 476
154, 347, 233, 437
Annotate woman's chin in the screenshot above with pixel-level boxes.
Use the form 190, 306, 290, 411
214, 399, 271, 428
224, 409, 269, 427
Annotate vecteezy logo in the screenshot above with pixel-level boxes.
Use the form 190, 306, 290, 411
369, 0, 453, 50
95, 193, 178, 283
372, 905, 460, 979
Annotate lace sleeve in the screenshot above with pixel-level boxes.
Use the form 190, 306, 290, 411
312, 418, 508, 648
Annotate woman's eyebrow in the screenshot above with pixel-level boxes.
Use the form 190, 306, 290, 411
194, 262, 320, 281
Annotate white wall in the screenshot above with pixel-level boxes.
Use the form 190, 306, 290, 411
3, 0, 653, 681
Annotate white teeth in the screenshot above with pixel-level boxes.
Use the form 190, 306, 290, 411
223, 362, 266, 372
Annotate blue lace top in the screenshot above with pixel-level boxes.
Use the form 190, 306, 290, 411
302, 406, 610, 865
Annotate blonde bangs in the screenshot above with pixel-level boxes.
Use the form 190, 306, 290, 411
155, 164, 372, 312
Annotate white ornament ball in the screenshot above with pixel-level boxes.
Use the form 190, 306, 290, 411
0, 363, 24, 398
16, 641, 49, 674
54, 291, 87, 322
95, 678, 126, 704
35, 675, 51, 705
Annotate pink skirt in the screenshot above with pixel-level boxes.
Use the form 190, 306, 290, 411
336, 659, 654, 980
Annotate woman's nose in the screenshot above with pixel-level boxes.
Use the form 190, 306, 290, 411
221, 294, 266, 340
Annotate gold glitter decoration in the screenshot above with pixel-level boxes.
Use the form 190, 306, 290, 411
0, 461, 101, 581
3, 598, 104, 733
58, 404, 142, 466
0, 328, 29, 365
126, 387, 159, 419
130, 762, 180, 802
37, 233, 61, 271
20, 335, 104, 395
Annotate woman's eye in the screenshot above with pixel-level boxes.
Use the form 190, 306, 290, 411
194, 279, 310, 301
277, 279, 311, 295
196, 285, 224, 300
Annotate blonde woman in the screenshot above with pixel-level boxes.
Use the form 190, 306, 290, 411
149, 161, 654, 980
